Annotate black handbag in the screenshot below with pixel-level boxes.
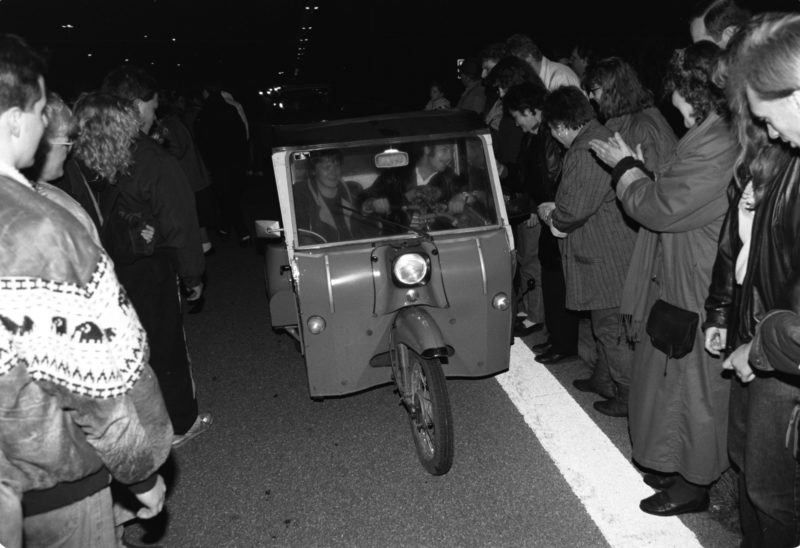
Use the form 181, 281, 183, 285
645, 299, 699, 359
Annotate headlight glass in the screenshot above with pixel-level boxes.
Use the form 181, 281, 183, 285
392, 253, 429, 286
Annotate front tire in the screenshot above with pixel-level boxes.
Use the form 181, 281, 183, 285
400, 345, 454, 475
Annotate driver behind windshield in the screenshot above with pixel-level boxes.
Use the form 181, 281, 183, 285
293, 149, 375, 243
359, 141, 471, 232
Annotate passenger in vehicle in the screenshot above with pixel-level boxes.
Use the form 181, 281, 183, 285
359, 141, 473, 232
293, 149, 375, 243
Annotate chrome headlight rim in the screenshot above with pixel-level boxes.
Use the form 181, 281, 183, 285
391, 252, 431, 287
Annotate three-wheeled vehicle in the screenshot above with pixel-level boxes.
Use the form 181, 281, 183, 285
257, 110, 515, 475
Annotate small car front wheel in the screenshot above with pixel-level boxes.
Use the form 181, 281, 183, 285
398, 344, 454, 475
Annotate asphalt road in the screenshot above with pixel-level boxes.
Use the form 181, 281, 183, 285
123, 177, 741, 548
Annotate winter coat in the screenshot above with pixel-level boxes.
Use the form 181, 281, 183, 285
551, 119, 638, 311
620, 112, 739, 483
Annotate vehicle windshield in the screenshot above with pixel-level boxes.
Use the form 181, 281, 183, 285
289, 136, 498, 245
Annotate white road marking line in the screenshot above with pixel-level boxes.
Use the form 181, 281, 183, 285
495, 341, 703, 548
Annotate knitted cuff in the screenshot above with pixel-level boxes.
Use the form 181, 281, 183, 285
610, 157, 647, 190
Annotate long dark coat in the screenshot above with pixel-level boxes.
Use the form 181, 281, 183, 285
620, 112, 739, 484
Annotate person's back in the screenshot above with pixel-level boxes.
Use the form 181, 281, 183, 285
607, 107, 677, 174
116, 133, 204, 286
195, 91, 248, 172
0, 179, 173, 545
194, 88, 251, 242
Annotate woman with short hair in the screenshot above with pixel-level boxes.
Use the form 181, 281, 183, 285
25, 92, 100, 244
537, 85, 638, 423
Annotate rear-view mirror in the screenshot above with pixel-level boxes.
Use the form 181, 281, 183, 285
375, 148, 409, 169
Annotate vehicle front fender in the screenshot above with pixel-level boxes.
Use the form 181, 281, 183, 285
392, 307, 453, 360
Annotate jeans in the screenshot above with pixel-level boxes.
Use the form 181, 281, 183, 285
730, 374, 800, 547
23, 487, 117, 548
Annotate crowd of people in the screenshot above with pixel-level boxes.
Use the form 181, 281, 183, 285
5, 0, 800, 545
422, 0, 800, 545
0, 31, 254, 548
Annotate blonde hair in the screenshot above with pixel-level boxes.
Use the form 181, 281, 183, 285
43, 92, 73, 140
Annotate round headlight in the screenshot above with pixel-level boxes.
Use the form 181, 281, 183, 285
392, 253, 429, 286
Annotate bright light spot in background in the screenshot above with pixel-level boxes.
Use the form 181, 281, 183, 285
258, 91, 264, 96
87, 53, 92, 57
278, 102, 284, 109
171, 37, 177, 42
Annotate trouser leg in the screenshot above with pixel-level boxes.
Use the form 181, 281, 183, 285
516, 222, 543, 324
590, 307, 631, 387
742, 374, 800, 547
24, 487, 116, 548
118, 256, 198, 435
541, 266, 579, 353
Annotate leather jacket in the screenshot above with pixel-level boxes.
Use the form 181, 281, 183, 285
0, 176, 172, 521
704, 153, 800, 348
519, 130, 563, 205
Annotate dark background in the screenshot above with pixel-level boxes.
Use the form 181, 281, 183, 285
1, 0, 797, 118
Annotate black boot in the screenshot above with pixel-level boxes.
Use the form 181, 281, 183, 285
593, 383, 629, 417
573, 359, 615, 399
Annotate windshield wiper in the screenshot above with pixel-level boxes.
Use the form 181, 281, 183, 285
337, 204, 433, 242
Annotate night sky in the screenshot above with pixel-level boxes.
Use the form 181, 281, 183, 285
1, 0, 797, 118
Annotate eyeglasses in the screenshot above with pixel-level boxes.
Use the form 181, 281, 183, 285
48, 139, 73, 150
588, 87, 602, 95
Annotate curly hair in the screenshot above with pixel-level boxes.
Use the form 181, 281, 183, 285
583, 57, 654, 121
718, 12, 800, 204
663, 41, 727, 124
72, 92, 140, 182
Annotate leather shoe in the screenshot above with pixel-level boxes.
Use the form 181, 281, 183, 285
573, 377, 615, 399
639, 489, 709, 516
536, 349, 577, 364
593, 397, 628, 417
513, 322, 543, 337
172, 412, 213, 448
642, 473, 678, 490
531, 341, 552, 355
